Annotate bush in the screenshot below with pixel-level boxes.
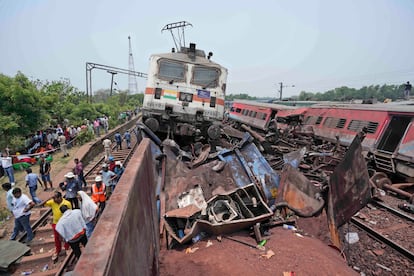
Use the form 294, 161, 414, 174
76, 129, 95, 144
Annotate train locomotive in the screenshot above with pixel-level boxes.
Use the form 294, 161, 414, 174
142, 43, 228, 140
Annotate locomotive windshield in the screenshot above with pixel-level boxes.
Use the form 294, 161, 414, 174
158, 60, 186, 81
192, 66, 220, 88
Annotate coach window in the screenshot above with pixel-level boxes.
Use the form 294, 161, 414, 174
315, 116, 323, 125
336, 118, 347, 129
250, 111, 257, 117
192, 66, 220, 88
158, 59, 186, 82
235, 108, 241, 113
258, 112, 266, 120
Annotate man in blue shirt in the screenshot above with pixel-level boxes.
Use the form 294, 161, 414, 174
114, 131, 122, 151
25, 167, 43, 204
123, 130, 131, 149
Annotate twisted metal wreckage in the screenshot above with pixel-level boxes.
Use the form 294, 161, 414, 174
136, 122, 373, 249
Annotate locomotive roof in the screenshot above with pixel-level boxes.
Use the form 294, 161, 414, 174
152, 51, 226, 69
310, 101, 414, 113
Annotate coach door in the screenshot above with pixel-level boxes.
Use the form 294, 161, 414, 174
377, 116, 411, 153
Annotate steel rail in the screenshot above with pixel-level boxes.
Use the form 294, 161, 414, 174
350, 217, 414, 262
372, 200, 414, 223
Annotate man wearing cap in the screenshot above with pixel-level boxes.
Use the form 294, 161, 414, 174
39, 191, 72, 261
60, 172, 81, 209
91, 175, 106, 214
39, 155, 53, 190
10, 188, 35, 243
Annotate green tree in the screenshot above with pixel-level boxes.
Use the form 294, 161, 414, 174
0, 72, 48, 148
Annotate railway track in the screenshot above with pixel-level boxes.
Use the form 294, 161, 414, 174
343, 197, 414, 275
10, 126, 140, 276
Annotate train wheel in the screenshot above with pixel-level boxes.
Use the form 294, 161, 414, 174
144, 118, 160, 133
370, 172, 391, 189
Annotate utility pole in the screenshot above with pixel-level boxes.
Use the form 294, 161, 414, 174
278, 82, 295, 100
108, 70, 118, 96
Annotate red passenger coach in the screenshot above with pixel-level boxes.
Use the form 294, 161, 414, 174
297, 102, 414, 179
228, 100, 296, 131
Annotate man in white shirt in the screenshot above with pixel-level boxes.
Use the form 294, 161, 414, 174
102, 138, 112, 160
56, 205, 87, 259
1, 149, 15, 186
10, 188, 35, 243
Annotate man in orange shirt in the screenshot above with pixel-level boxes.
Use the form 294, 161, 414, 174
40, 191, 72, 261
91, 175, 106, 215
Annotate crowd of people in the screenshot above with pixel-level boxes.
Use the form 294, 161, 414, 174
102, 130, 132, 160
1, 149, 126, 261
0, 110, 137, 262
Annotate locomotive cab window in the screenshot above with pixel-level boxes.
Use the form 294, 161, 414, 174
158, 59, 186, 82
192, 66, 220, 88
154, 88, 162, 99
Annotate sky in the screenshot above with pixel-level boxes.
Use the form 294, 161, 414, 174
1, 0, 414, 98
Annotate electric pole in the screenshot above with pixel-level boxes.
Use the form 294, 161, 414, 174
278, 82, 295, 100
108, 71, 118, 96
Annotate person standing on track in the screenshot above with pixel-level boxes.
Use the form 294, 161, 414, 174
39, 191, 72, 261
102, 138, 112, 160
39, 154, 53, 190
56, 205, 88, 260
101, 164, 117, 195
91, 175, 106, 215
74, 158, 87, 188
25, 167, 43, 204
10, 188, 35, 244
60, 172, 81, 209
114, 131, 122, 151
123, 130, 131, 149
77, 191, 98, 238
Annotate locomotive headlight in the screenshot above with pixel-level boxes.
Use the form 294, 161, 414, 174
179, 92, 193, 102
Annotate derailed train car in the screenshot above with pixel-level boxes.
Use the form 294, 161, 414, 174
271, 102, 414, 180
299, 102, 414, 179
142, 43, 228, 140
227, 99, 296, 131
227, 99, 414, 179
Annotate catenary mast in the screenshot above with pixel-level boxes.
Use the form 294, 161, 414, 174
128, 36, 138, 94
